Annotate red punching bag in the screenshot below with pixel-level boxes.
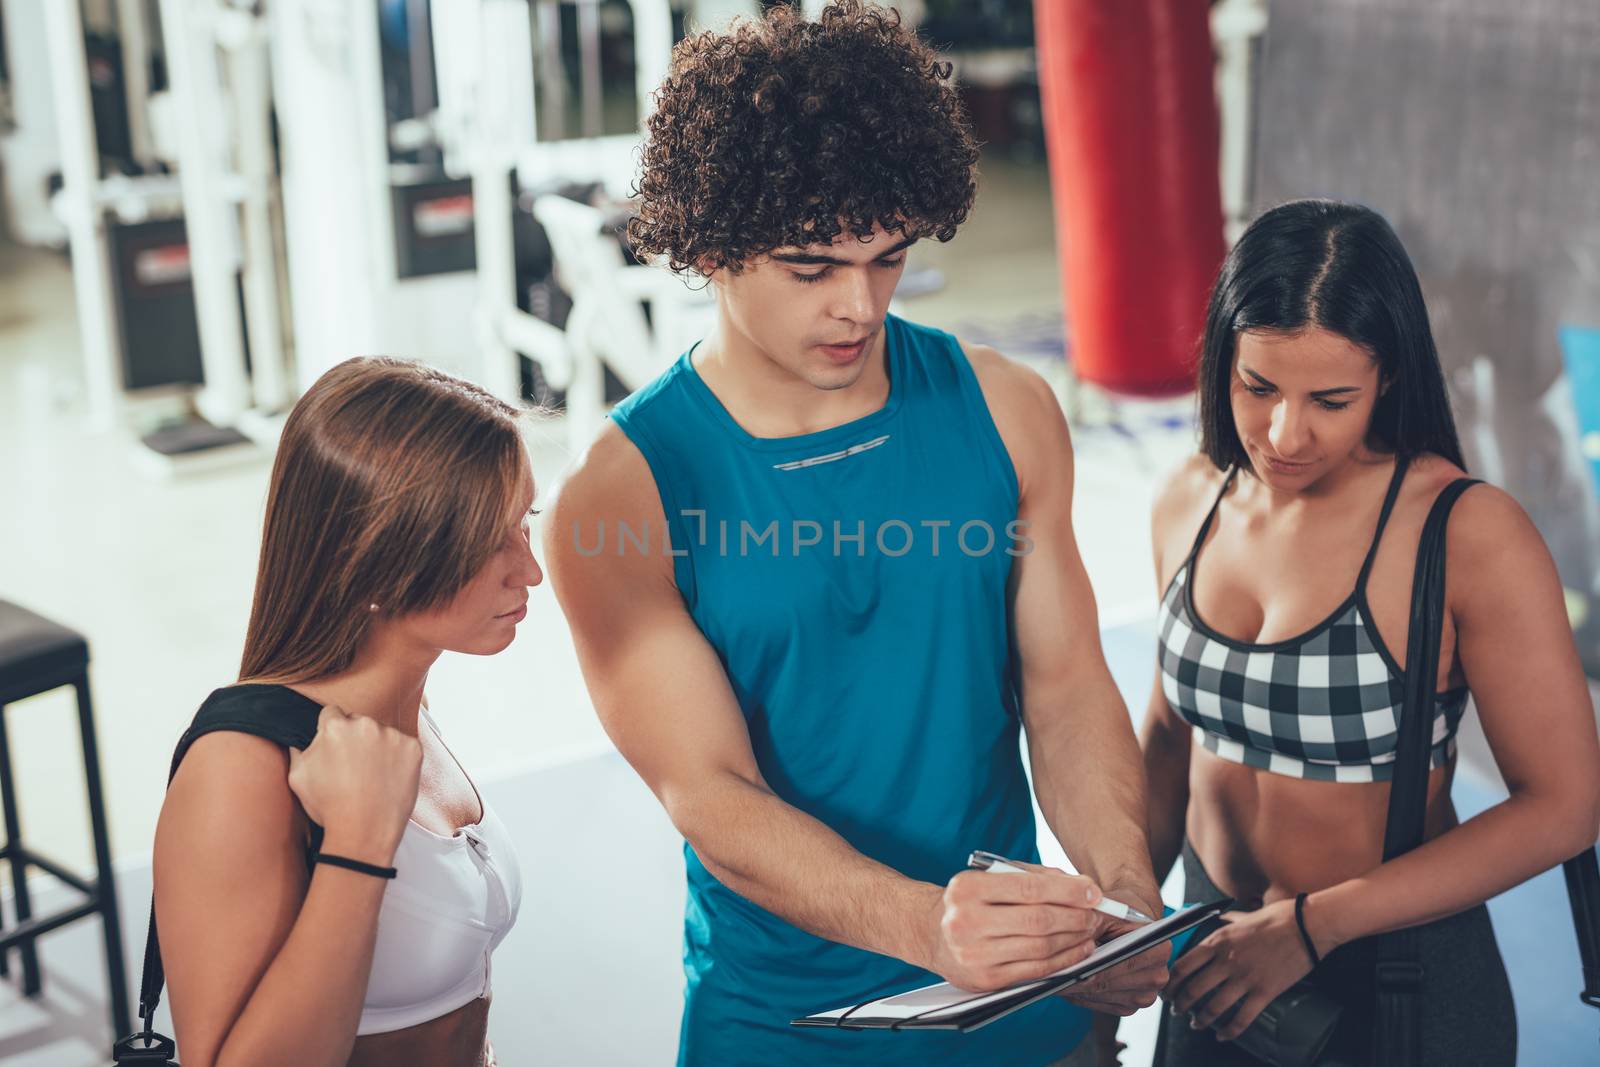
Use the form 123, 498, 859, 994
1034, 0, 1226, 397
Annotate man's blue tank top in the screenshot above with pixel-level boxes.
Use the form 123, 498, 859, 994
609, 314, 1089, 1066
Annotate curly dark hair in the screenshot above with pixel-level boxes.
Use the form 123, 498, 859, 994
627, 0, 979, 275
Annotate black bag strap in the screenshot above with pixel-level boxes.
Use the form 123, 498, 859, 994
1374, 478, 1600, 1065
1564, 846, 1600, 1012
124, 685, 324, 1048
1380, 478, 1477, 861
1373, 477, 1478, 1065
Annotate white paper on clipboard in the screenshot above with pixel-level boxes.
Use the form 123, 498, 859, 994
795, 898, 1227, 1028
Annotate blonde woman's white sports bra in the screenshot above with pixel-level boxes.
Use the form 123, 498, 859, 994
357, 707, 522, 1035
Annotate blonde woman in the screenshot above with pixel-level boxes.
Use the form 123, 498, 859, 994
153, 358, 539, 1067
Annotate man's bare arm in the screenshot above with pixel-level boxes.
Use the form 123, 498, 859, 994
967, 345, 1163, 917
542, 424, 1107, 992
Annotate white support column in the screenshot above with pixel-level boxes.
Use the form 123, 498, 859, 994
270, 0, 380, 391
686, 1, 759, 34
43, 0, 123, 430
1211, 0, 1269, 245
577, 0, 603, 138
158, 0, 252, 422
350, 0, 399, 287
627, 0, 673, 122
114, 0, 157, 169
563, 297, 605, 447
533, 0, 567, 141
465, 0, 672, 419
217, 5, 292, 413
0, 0, 69, 247
469, 0, 538, 402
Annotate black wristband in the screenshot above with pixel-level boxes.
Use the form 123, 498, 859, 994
1294, 892, 1321, 966
314, 852, 397, 879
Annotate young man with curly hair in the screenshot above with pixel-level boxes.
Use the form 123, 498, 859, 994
544, 4, 1165, 1064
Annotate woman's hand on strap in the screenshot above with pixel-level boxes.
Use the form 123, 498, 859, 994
1163, 899, 1316, 1041
287, 704, 421, 865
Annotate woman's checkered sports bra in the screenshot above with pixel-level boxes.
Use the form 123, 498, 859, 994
1156, 458, 1467, 782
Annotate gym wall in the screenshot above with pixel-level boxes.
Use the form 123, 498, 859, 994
1251, 0, 1600, 673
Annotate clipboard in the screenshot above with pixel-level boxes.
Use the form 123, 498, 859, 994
792, 897, 1233, 1033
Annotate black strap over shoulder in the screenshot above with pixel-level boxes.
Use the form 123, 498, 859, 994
1184, 465, 1240, 565
1380, 479, 1475, 864
1565, 849, 1600, 1012
131, 685, 325, 1039
1374, 479, 1600, 1064
1373, 478, 1477, 1065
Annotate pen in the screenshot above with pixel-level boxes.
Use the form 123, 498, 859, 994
967, 850, 1157, 924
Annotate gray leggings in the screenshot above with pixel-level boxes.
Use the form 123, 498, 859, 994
1157, 840, 1516, 1067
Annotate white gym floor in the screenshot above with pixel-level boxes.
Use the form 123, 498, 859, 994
0, 154, 1591, 1064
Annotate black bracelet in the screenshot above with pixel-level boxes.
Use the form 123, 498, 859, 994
314, 853, 397, 879
1294, 892, 1321, 966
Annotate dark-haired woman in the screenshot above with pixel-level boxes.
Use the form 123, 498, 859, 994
1136, 200, 1600, 1065
153, 358, 539, 1067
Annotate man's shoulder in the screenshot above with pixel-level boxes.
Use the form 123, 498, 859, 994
542, 420, 680, 593
954, 339, 1061, 433
956, 338, 1051, 395
610, 351, 693, 426
898, 334, 1071, 503
548, 422, 659, 526
565, 347, 705, 506
951, 339, 1070, 492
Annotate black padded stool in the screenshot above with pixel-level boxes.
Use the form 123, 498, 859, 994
0, 599, 130, 1038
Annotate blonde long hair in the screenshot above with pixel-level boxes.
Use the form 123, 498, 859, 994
240, 357, 525, 684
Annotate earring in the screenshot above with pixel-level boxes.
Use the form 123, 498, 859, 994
368, 603, 380, 613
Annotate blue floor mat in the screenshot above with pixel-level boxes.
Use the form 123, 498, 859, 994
1101, 619, 1598, 1064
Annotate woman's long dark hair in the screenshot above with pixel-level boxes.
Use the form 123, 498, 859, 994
1196, 199, 1465, 472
